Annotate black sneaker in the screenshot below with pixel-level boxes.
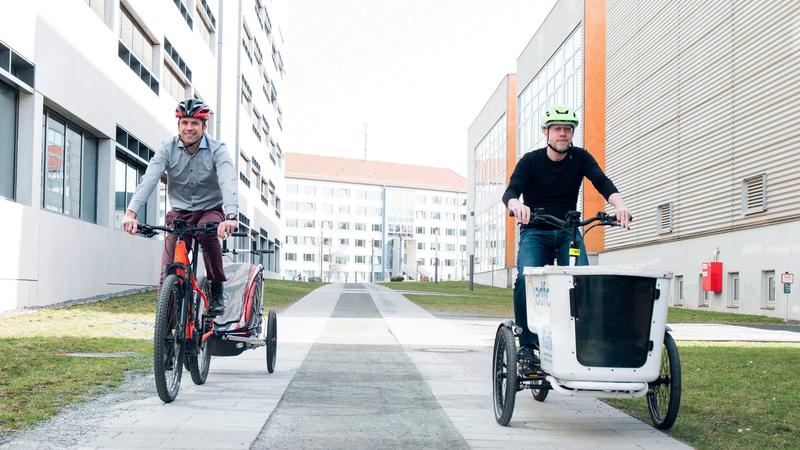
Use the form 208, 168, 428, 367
208, 281, 225, 316
517, 345, 541, 376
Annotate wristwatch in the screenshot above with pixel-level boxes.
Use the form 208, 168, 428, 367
225, 213, 237, 221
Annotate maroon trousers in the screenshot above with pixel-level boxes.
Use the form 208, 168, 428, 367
160, 207, 226, 286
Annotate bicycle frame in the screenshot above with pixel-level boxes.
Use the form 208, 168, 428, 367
161, 226, 214, 351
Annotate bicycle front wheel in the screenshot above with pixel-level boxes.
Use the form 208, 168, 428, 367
154, 275, 185, 403
188, 277, 212, 385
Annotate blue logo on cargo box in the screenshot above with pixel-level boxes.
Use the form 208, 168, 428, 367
533, 281, 550, 306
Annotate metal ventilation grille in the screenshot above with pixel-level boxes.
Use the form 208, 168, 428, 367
657, 203, 672, 234
742, 174, 767, 214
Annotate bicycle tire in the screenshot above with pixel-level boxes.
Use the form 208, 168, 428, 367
492, 325, 517, 426
265, 309, 277, 373
647, 332, 681, 429
154, 275, 185, 403
187, 277, 212, 385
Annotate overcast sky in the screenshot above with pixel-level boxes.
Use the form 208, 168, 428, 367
282, 0, 557, 177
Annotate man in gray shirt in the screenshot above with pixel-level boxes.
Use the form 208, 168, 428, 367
121, 99, 238, 316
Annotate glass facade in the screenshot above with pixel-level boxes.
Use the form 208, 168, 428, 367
474, 203, 505, 272
518, 25, 584, 157
0, 81, 17, 200
474, 115, 507, 206
42, 110, 98, 222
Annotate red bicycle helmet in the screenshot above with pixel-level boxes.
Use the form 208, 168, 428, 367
175, 99, 211, 120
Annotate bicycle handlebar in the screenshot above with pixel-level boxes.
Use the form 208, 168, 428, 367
136, 221, 220, 238
509, 209, 632, 231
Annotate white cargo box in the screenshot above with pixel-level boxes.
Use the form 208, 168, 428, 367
523, 266, 672, 393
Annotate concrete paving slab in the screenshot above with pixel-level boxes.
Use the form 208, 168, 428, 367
368, 284, 692, 449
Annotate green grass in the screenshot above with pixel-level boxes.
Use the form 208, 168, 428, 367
264, 279, 327, 311
381, 281, 788, 325
605, 342, 800, 449
667, 307, 784, 324
381, 280, 513, 317
0, 279, 323, 435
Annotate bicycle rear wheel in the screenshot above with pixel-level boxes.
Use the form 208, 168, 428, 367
265, 309, 277, 373
154, 275, 185, 403
188, 277, 212, 385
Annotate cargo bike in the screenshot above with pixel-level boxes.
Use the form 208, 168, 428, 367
138, 221, 277, 403
492, 210, 681, 429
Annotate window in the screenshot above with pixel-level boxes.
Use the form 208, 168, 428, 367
321, 220, 333, 229
339, 205, 350, 214
355, 222, 366, 231
355, 239, 365, 247
673, 276, 684, 306
429, 243, 439, 250
728, 273, 739, 308
285, 253, 296, 261
446, 228, 455, 236
338, 221, 350, 230
286, 183, 298, 194
416, 211, 426, 219
0, 81, 17, 200
372, 224, 382, 232
417, 242, 424, 250
763, 271, 776, 308
303, 253, 314, 262
321, 203, 333, 213
460, 229, 467, 237
118, 5, 158, 93
446, 244, 455, 251
367, 190, 381, 201
445, 213, 456, 221
286, 218, 298, 227
698, 274, 709, 307
321, 187, 333, 196
163, 39, 192, 82
304, 185, 316, 195
416, 227, 425, 235
42, 110, 98, 222
334, 187, 349, 198
355, 255, 366, 264
339, 238, 349, 245
114, 157, 145, 227
302, 219, 314, 228
172, 0, 193, 28
87, 0, 105, 20
431, 212, 441, 220
197, 5, 215, 51
431, 227, 440, 235
162, 63, 186, 101
373, 240, 382, 248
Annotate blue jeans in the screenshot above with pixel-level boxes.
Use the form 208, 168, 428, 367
513, 228, 589, 347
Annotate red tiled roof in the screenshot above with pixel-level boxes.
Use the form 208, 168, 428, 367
286, 153, 466, 192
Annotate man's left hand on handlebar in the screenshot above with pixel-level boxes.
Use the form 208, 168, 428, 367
217, 219, 238, 239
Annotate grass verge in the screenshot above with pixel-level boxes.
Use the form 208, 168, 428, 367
264, 279, 327, 311
0, 279, 323, 435
381, 281, 789, 325
605, 342, 800, 450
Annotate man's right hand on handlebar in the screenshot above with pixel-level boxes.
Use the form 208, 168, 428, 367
122, 210, 139, 235
508, 199, 531, 225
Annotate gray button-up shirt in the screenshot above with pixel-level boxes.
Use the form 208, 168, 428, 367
127, 135, 238, 217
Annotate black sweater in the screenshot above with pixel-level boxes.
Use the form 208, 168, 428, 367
501, 146, 619, 230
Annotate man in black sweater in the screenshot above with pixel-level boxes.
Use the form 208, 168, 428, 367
502, 105, 630, 374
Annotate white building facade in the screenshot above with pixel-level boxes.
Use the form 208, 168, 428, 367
0, 0, 286, 312
283, 154, 468, 283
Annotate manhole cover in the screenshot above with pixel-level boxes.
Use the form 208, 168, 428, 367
417, 348, 477, 354
63, 352, 139, 358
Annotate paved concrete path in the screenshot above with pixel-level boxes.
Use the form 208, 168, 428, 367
2, 283, 692, 449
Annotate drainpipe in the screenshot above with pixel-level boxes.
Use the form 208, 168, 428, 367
214, 1, 224, 139
233, 0, 243, 183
